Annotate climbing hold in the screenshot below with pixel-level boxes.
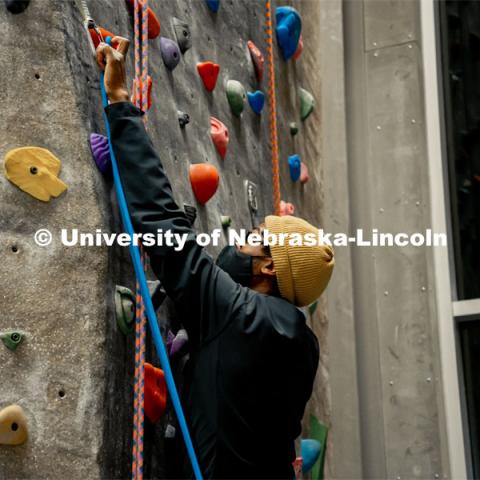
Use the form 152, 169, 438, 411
247, 91, 265, 115
288, 154, 301, 182
210, 117, 229, 159
300, 162, 310, 184
189, 164, 220, 205
221, 215, 232, 228
160, 37, 181, 71
0, 405, 28, 446
247, 40, 265, 82
226, 80, 246, 116
4, 0, 30, 14
126, 0, 161, 39
293, 457, 303, 479
289, 122, 299, 136
293, 34, 304, 61
172, 18, 191, 54
167, 329, 189, 357
279, 200, 295, 216
144, 363, 167, 424
89, 133, 112, 175
89, 26, 119, 50
301, 439, 321, 473
299, 87, 315, 120
4, 147, 67, 202
275, 6, 302, 60
183, 204, 197, 226
197, 61, 220, 92
114, 285, 135, 335
0, 331, 25, 351
131, 75, 153, 111
205, 0, 220, 12
308, 300, 318, 315
178, 111, 190, 128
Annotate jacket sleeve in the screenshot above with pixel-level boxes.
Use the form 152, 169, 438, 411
105, 101, 244, 346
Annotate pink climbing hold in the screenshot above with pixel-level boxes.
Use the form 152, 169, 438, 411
293, 34, 304, 61
210, 117, 229, 159
300, 162, 309, 184
197, 61, 220, 92
279, 200, 295, 216
247, 40, 265, 82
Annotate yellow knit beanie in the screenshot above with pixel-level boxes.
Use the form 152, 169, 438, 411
265, 215, 334, 307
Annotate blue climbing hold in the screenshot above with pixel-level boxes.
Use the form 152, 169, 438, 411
288, 154, 301, 182
205, 0, 220, 12
301, 439, 321, 473
247, 91, 265, 115
275, 6, 302, 60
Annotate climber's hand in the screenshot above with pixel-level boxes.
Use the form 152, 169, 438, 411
96, 36, 130, 104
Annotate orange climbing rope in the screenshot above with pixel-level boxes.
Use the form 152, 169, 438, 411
265, 0, 281, 216
131, 1, 149, 479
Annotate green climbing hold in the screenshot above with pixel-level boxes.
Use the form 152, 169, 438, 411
310, 415, 328, 480
115, 285, 136, 335
299, 87, 315, 121
0, 331, 25, 351
290, 122, 299, 136
221, 215, 232, 228
226, 80, 246, 116
308, 300, 318, 316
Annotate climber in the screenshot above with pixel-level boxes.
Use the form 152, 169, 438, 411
96, 37, 334, 479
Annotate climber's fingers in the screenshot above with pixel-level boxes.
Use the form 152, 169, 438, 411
111, 36, 130, 56
95, 43, 115, 71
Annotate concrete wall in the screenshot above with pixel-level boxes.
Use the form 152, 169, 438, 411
0, 0, 334, 477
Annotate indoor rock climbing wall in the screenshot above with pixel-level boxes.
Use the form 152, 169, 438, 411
0, 0, 332, 478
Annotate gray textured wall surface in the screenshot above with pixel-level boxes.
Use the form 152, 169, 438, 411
0, 0, 333, 478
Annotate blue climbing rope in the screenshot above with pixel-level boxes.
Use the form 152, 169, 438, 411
99, 72, 203, 480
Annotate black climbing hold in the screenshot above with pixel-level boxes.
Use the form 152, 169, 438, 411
160, 37, 181, 71
4, 0, 30, 14
178, 111, 190, 128
172, 17, 192, 54
183, 204, 197, 226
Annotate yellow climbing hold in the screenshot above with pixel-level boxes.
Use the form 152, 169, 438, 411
0, 405, 28, 446
4, 147, 67, 202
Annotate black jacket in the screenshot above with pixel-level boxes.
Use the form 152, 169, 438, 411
106, 102, 319, 479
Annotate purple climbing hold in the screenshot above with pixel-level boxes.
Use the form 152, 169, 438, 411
89, 133, 112, 175
160, 37, 181, 71
167, 329, 189, 357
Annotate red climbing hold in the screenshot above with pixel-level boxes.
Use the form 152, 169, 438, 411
247, 40, 265, 82
197, 61, 220, 92
293, 34, 304, 61
190, 164, 220, 205
210, 117, 229, 159
144, 363, 167, 424
131, 75, 153, 111
280, 200, 295, 216
89, 26, 119, 50
126, 0, 161, 39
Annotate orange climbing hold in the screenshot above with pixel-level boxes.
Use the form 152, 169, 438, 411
210, 117, 229, 159
197, 61, 220, 92
131, 75, 153, 111
0, 405, 28, 446
89, 26, 119, 49
247, 40, 265, 82
190, 164, 220, 205
144, 363, 167, 424
126, 0, 161, 39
